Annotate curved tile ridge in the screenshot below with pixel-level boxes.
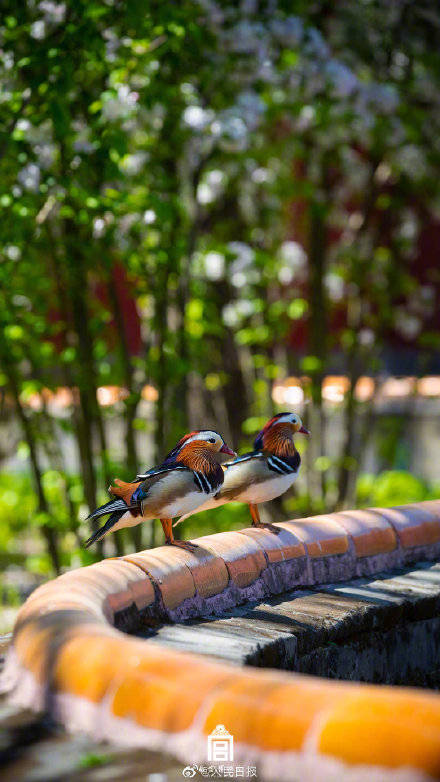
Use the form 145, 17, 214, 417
3, 500, 440, 780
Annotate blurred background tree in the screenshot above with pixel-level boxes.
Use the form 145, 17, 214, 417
0, 0, 440, 592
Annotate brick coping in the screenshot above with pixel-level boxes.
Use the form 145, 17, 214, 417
3, 501, 440, 780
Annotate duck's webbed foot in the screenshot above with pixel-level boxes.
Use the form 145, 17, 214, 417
165, 538, 200, 551
249, 504, 280, 534
260, 522, 281, 534
160, 518, 199, 550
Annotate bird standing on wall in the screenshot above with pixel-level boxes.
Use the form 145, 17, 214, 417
175, 413, 309, 530
84, 430, 236, 550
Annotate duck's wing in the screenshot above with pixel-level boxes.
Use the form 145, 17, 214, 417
222, 450, 259, 467
216, 451, 268, 501
135, 463, 188, 481
138, 460, 222, 496
108, 464, 191, 507
217, 449, 300, 500
135, 462, 216, 518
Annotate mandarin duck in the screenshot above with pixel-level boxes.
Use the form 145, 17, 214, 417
175, 413, 309, 531
84, 429, 235, 550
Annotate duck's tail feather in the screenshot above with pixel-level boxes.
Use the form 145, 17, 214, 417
84, 509, 127, 548
86, 498, 128, 521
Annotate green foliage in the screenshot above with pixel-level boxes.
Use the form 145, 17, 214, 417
0, 473, 37, 549
356, 471, 428, 508
78, 753, 112, 770
0, 2, 439, 571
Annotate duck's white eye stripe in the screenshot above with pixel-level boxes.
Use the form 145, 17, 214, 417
271, 414, 301, 426
186, 430, 218, 444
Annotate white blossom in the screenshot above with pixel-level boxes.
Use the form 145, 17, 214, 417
222, 299, 254, 327
35, 142, 56, 169
270, 16, 303, 47
420, 285, 435, 303
325, 60, 358, 98
251, 167, 270, 184
295, 105, 315, 131
104, 29, 119, 63
197, 0, 225, 26
197, 183, 215, 204
303, 62, 326, 98
305, 28, 330, 59
358, 329, 374, 347
225, 21, 266, 55
278, 266, 294, 284
206, 169, 225, 187
12, 295, 31, 308
39, 2, 66, 23
228, 241, 255, 269
279, 241, 306, 271
143, 209, 156, 224
361, 84, 399, 115
395, 145, 427, 179
212, 112, 248, 152
118, 213, 139, 234
197, 169, 225, 205
183, 105, 213, 130
236, 91, 266, 130
222, 303, 240, 327
5, 246, 21, 261
17, 163, 40, 192
1, 52, 14, 71
228, 242, 260, 286
240, 0, 258, 15
398, 213, 418, 240
93, 218, 106, 238
204, 251, 225, 280
30, 20, 46, 40
121, 151, 148, 175
394, 310, 421, 340
257, 58, 278, 84
324, 272, 345, 302
213, 113, 247, 140
16, 119, 30, 132
102, 85, 139, 121
73, 137, 95, 154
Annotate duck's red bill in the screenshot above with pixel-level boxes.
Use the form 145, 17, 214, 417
220, 444, 236, 456
299, 426, 310, 435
